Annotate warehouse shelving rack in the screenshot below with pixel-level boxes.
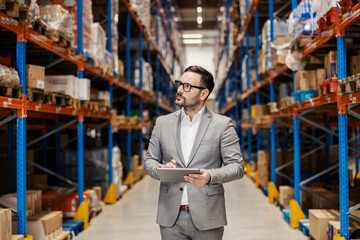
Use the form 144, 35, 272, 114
0, 0, 181, 237
214, 1, 360, 239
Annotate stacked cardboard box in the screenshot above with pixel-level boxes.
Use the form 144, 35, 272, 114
0, 190, 42, 217
131, 155, 144, 182
294, 70, 318, 91
45, 75, 90, 100
27, 211, 64, 240
324, 51, 337, 78
279, 186, 294, 208
0, 209, 11, 240
309, 209, 339, 240
26, 64, 45, 89
257, 151, 270, 187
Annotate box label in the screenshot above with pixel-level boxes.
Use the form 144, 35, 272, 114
37, 80, 44, 89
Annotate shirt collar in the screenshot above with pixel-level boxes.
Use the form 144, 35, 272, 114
181, 106, 205, 122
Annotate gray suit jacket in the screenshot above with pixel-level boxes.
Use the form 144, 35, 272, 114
144, 107, 244, 231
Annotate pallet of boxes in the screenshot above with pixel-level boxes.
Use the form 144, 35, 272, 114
0, 64, 21, 99
0, 191, 70, 240
131, 155, 145, 183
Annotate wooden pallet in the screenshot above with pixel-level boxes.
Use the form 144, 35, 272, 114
4, 0, 27, 22
71, 98, 81, 110
27, 88, 45, 103
45, 29, 72, 48
44, 91, 72, 106
54, 231, 71, 240
84, 101, 99, 112
28, 19, 48, 36
0, 82, 21, 99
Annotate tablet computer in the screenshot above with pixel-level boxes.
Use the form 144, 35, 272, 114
157, 168, 200, 182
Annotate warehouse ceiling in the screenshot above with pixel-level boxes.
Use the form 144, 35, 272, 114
176, 0, 292, 46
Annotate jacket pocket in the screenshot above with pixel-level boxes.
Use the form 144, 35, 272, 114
206, 185, 225, 195
160, 184, 168, 193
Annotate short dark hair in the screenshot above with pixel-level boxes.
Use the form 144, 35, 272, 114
184, 65, 214, 100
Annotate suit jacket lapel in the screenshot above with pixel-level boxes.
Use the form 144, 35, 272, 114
186, 107, 212, 167
173, 111, 185, 167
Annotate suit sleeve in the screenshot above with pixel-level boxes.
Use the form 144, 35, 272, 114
208, 119, 244, 183
144, 117, 163, 180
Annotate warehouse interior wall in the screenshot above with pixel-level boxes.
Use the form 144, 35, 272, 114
185, 45, 216, 99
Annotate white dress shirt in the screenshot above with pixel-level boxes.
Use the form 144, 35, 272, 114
180, 106, 205, 205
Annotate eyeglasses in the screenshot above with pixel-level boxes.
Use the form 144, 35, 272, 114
174, 80, 206, 92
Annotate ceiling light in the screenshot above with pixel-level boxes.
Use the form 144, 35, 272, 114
174, 16, 179, 22
182, 34, 203, 39
197, 7, 202, 13
183, 39, 202, 44
197, 16, 203, 24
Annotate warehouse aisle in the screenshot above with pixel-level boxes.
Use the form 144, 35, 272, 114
77, 176, 307, 240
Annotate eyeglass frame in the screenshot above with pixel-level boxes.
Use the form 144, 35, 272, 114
174, 80, 206, 92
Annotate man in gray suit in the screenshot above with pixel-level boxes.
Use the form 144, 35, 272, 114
144, 65, 244, 240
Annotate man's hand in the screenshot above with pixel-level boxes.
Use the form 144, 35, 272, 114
158, 159, 177, 168
184, 169, 211, 188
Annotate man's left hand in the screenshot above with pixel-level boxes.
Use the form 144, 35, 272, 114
184, 169, 211, 188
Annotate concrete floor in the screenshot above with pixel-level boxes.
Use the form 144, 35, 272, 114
77, 176, 307, 240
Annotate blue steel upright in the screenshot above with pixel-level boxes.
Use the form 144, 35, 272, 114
156, 7, 160, 117
126, 11, 132, 175
8, 120, 14, 193
337, 28, 349, 239
234, 56, 239, 135
55, 118, 61, 186
269, 0, 276, 185
139, 31, 144, 165
77, 0, 84, 205
246, 28, 251, 163
107, 0, 113, 185
293, 111, 300, 204
255, 7, 261, 153
16, 34, 27, 235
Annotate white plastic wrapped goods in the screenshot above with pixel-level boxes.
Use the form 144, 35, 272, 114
89, 22, 107, 64
312, 0, 336, 22
285, 51, 306, 71
27, 0, 40, 26
0, 64, 19, 86
39, 5, 73, 41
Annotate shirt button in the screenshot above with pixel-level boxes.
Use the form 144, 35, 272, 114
180, 187, 183, 191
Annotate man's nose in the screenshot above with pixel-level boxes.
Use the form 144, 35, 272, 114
177, 85, 184, 94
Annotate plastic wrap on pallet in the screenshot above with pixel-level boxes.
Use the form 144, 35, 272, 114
288, 0, 317, 40
0, 64, 19, 86
27, 0, 40, 27
88, 22, 107, 65
262, 19, 289, 72
285, 50, 306, 71
39, 5, 74, 41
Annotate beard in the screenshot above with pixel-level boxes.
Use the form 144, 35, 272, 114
175, 93, 199, 110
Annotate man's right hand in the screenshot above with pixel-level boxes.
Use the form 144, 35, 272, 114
158, 159, 177, 168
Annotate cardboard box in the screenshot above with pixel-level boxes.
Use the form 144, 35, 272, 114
27, 190, 42, 215
26, 150, 35, 175
254, 104, 268, 118
324, 51, 337, 78
26, 65, 45, 89
76, 78, 90, 100
257, 151, 270, 187
295, 70, 317, 91
92, 186, 102, 201
0, 193, 32, 217
242, 109, 249, 120
11, 235, 24, 240
27, 211, 63, 240
131, 155, 139, 172
274, 36, 291, 46
0, 209, 11, 240
27, 174, 48, 188
279, 186, 294, 208
45, 75, 77, 97
309, 209, 339, 240
350, 55, 360, 76
316, 68, 326, 85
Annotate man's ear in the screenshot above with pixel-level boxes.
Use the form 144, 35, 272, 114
201, 89, 209, 100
